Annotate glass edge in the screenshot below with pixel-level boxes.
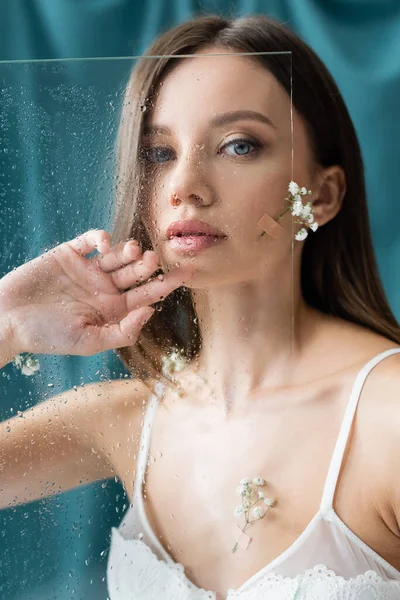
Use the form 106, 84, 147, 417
0, 51, 292, 65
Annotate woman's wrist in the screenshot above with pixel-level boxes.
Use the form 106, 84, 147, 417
0, 317, 19, 368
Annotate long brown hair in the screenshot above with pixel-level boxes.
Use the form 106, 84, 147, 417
111, 14, 400, 380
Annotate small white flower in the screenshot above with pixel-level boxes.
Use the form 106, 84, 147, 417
252, 506, 266, 519
234, 505, 245, 517
21, 360, 40, 376
306, 213, 314, 224
161, 349, 187, 376
288, 181, 299, 195
13, 354, 40, 376
258, 491, 265, 499
291, 199, 303, 217
310, 222, 319, 232
295, 228, 308, 241
300, 187, 307, 195
253, 477, 265, 487
240, 478, 252, 485
264, 497, 276, 508
236, 484, 249, 496
301, 203, 312, 218
13, 355, 23, 368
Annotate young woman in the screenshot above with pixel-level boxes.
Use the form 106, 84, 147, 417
1, 13, 400, 600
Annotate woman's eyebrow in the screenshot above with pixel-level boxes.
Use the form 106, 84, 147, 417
142, 110, 276, 137
211, 110, 276, 129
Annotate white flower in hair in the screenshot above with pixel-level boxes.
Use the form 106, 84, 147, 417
13, 353, 40, 376
161, 348, 187, 376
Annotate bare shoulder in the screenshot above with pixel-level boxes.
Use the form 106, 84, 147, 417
72, 377, 156, 449
80, 377, 156, 500
319, 317, 400, 537
334, 320, 400, 536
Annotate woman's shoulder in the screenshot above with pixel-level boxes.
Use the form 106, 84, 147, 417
85, 377, 159, 499
314, 313, 400, 370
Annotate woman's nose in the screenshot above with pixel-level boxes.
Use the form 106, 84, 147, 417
167, 150, 215, 207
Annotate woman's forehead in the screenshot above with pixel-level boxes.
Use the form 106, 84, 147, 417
148, 54, 290, 129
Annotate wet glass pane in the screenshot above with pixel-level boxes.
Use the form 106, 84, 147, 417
0, 50, 297, 599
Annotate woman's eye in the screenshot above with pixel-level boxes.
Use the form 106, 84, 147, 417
141, 146, 173, 163
221, 138, 260, 157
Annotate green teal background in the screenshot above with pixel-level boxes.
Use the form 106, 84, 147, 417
1, 1, 400, 599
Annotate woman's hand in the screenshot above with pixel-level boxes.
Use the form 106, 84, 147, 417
0, 229, 194, 357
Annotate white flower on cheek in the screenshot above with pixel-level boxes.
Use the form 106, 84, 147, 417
291, 199, 303, 217
295, 227, 308, 241
286, 181, 318, 241
288, 181, 299, 195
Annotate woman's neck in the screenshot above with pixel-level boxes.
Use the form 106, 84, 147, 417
190, 280, 322, 416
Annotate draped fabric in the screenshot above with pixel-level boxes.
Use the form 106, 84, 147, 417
1, 1, 399, 598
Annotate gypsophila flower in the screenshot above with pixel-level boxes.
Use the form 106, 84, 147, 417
295, 228, 308, 241
281, 181, 317, 241
264, 497, 276, 508
288, 181, 299, 195
301, 204, 312, 219
252, 506, 266, 519
232, 475, 276, 552
13, 355, 23, 368
234, 505, 245, 517
12, 353, 40, 376
253, 477, 265, 486
306, 213, 314, 224
291, 199, 303, 217
236, 484, 250, 496
161, 348, 187, 377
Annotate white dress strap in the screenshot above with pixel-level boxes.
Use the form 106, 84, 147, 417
320, 346, 400, 511
133, 381, 165, 500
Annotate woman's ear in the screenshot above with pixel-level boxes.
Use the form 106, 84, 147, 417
311, 166, 346, 227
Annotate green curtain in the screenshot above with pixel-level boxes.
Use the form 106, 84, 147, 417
1, 1, 399, 598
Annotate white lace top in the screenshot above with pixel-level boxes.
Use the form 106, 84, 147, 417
107, 347, 400, 599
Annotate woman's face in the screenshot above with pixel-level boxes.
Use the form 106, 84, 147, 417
140, 48, 316, 286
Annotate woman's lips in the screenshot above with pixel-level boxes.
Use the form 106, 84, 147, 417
167, 233, 226, 253
166, 219, 226, 238
165, 219, 227, 253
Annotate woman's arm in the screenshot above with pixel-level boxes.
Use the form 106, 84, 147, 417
0, 379, 148, 510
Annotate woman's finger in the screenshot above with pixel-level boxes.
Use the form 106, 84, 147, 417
83, 306, 155, 353
66, 230, 112, 256
123, 265, 195, 312
111, 250, 160, 290
96, 240, 142, 273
